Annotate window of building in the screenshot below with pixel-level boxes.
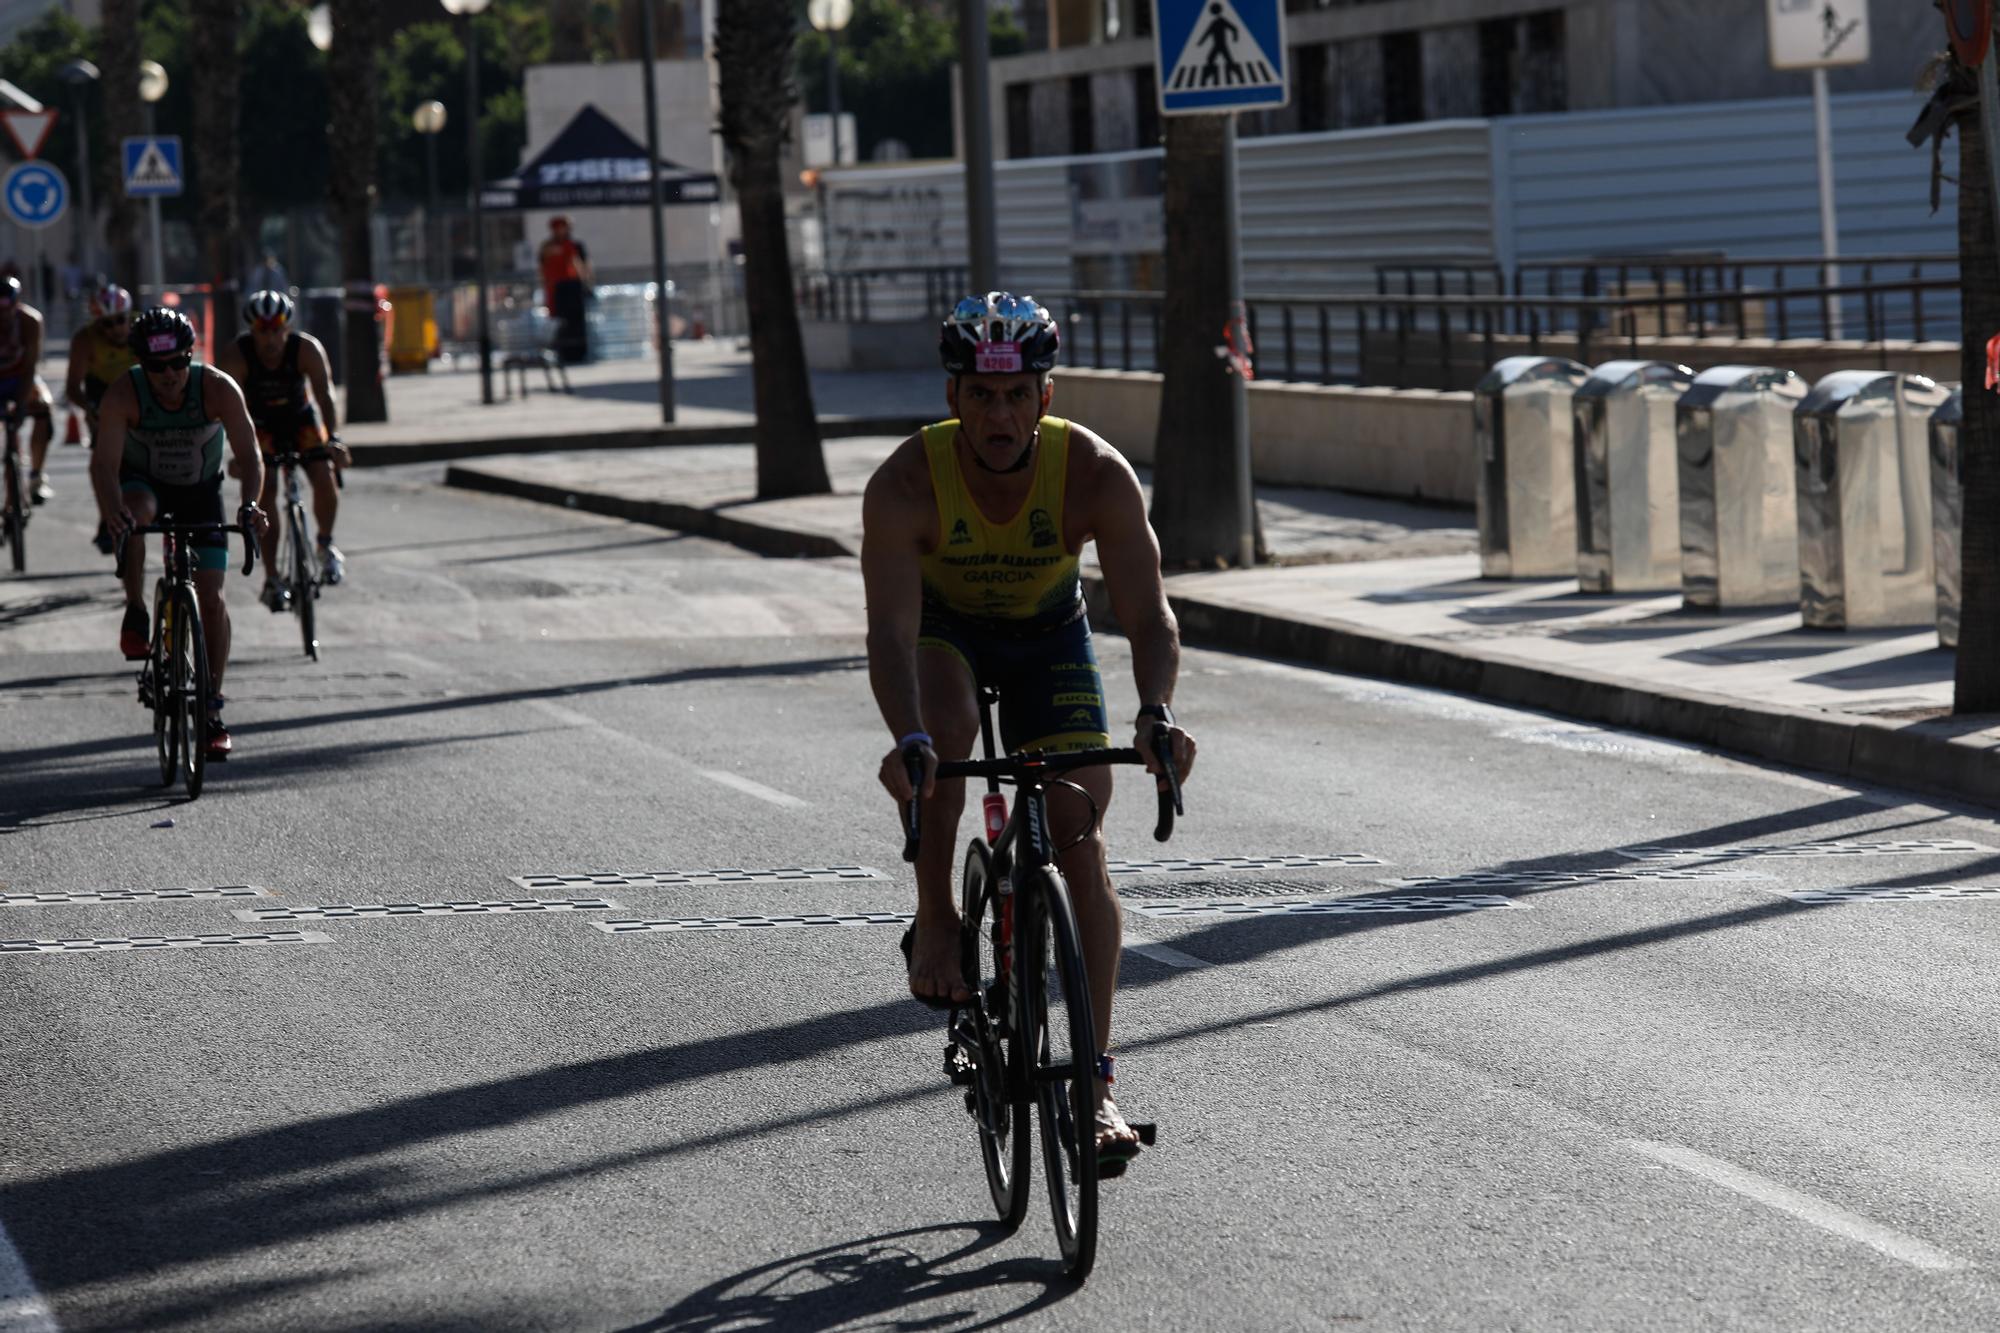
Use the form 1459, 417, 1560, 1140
1382, 30, 1422, 124
1135, 64, 1161, 148
1069, 74, 1094, 155
1478, 18, 1515, 117
1294, 42, 1329, 132
1006, 82, 1034, 159
1134, 0, 1151, 37
1523, 10, 1566, 112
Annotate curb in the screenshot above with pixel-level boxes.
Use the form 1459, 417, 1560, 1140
1083, 577, 2000, 812
349, 414, 928, 469
440, 463, 2000, 810
444, 465, 856, 560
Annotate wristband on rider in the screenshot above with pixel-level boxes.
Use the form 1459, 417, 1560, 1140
1135, 704, 1174, 728
898, 731, 933, 751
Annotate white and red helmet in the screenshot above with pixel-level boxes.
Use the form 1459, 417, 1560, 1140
89, 284, 132, 320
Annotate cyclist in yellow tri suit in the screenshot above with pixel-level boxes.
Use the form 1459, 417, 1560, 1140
863, 292, 1198, 1167
65, 284, 139, 437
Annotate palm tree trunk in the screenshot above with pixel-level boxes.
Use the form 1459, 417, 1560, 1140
1150, 115, 1262, 567
551, 0, 592, 63
100, 0, 141, 289
329, 0, 387, 423
193, 0, 242, 335
1955, 73, 2000, 711
716, 0, 829, 499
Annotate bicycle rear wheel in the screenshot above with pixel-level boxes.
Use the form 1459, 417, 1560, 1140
960, 839, 1030, 1230
288, 503, 317, 660
1025, 867, 1099, 1280
151, 587, 176, 785
3, 443, 23, 573
178, 587, 210, 798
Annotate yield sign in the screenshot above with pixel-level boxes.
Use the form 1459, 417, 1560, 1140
1, 109, 56, 160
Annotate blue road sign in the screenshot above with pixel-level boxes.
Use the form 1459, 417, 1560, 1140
1155, 0, 1289, 115
2, 161, 68, 230
122, 135, 183, 198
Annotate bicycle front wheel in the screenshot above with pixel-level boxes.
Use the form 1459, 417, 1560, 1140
1025, 867, 1100, 1280
177, 586, 210, 798
961, 839, 1030, 1230
289, 504, 317, 660
3, 445, 24, 573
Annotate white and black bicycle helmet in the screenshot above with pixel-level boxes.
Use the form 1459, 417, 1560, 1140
938, 291, 1060, 376
244, 289, 295, 328
89, 284, 132, 319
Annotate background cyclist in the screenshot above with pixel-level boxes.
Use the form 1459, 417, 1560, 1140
65, 284, 138, 553
863, 291, 1197, 1164
214, 289, 347, 608
0, 276, 58, 505
91, 307, 267, 761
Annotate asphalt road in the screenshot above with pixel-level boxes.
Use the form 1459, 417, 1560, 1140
4, 444, 2000, 1331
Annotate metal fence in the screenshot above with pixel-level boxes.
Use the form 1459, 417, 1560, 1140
795, 266, 968, 323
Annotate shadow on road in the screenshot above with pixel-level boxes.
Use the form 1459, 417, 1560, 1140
618, 1222, 1073, 1332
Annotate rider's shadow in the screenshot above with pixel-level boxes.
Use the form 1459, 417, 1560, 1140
617, 1221, 1075, 1332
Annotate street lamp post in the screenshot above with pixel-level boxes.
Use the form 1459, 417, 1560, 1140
637, 0, 675, 422
58, 60, 98, 280
137, 60, 169, 300
807, 0, 853, 169
412, 100, 447, 285
441, 0, 494, 405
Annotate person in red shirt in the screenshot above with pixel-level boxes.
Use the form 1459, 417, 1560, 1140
538, 216, 593, 365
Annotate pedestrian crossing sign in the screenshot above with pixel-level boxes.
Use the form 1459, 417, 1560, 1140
122, 135, 183, 198
1155, 0, 1288, 115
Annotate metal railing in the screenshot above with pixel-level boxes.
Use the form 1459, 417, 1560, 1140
796, 265, 968, 323
1056, 277, 1962, 391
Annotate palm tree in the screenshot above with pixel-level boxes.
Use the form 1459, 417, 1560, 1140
192, 0, 242, 334
328, 0, 387, 423
714, 0, 830, 498
1149, 114, 1262, 567
100, 0, 140, 288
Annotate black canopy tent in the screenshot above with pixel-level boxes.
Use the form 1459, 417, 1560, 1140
479, 103, 720, 211
474, 102, 720, 418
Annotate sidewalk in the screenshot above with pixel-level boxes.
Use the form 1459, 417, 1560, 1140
444, 437, 2000, 809
336, 340, 941, 465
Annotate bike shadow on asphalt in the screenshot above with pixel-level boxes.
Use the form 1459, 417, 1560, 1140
617, 1221, 1075, 1333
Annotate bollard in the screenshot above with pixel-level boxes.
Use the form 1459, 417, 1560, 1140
1931, 388, 1964, 648
1676, 366, 1806, 610
1572, 360, 1694, 593
1473, 355, 1590, 578
1794, 370, 1950, 629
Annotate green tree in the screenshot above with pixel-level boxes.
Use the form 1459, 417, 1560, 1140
794, 0, 1024, 162
717, 0, 830, 498
0, 12, 106, 276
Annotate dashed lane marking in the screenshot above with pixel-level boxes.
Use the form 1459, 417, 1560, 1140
1770, 883, 2000, 905
1624, 1140, 1966, 1271
0, 931, 332, 956
232, 898, 620, 921
1122, 935, 1208, 968
595, 911, 913, 934
695, 768, 810, 810
512, 867, 883, 891
1109, 854, 1389, 874
2, 885, 271, 907
1619, 839, 1997, 862
1127, 895, 1522, 919
1380, 867, 1771, 890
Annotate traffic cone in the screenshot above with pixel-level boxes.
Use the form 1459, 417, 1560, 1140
62, 409, 81, 446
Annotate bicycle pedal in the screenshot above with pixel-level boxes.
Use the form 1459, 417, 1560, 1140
1132, 1122, 1157, 1146
944, 1044, 976, 1086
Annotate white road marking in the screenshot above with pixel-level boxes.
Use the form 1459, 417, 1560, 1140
0, 1216, 58, 1332
386, 649, 453, 676
1121, 935, 1207, 969
694, 769, 810, 810
1623, 1139, 1967, 1271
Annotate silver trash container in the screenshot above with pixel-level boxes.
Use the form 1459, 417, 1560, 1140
1931, 388, 1964, 648
1794, 370, 1950, 630
1473, 355, 1590, 579
1676, 366, 1806, 610
1572, 359, 1695, 593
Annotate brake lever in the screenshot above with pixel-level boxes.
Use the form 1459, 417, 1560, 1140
900, 746, 926, 863
1150, 723, 1183, 842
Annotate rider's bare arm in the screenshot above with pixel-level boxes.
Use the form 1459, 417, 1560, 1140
204, 369, 265, 513
297, 332, 340, 436
1079, 430, 1179, 712
862, 435, 938, 799
64, 329, 89, 406
20, 308, 42, 372
89, 374, 135, 524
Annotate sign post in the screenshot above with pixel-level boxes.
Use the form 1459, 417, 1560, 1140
1155, 0, 1287, 568
122, 134, 182, 300
1767, 0, 1870, 337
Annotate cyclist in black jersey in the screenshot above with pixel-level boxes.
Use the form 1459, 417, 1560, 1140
214, 290, 347, 608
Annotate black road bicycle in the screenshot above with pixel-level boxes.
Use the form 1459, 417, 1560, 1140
266, 439, 342, 660
2, 398, 29, 574
900, 688, 1182, 1281
119, 515, 257, 799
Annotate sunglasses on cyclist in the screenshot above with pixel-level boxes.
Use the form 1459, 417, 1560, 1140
141, 354, 193, 374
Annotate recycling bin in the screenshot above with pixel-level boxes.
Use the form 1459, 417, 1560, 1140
1794, 370, 1950, 630
1675, 366, 1806, 610
1931, 388, 1964, 648
1571, 360, 1695, 593
1473, 356, 1590, 578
